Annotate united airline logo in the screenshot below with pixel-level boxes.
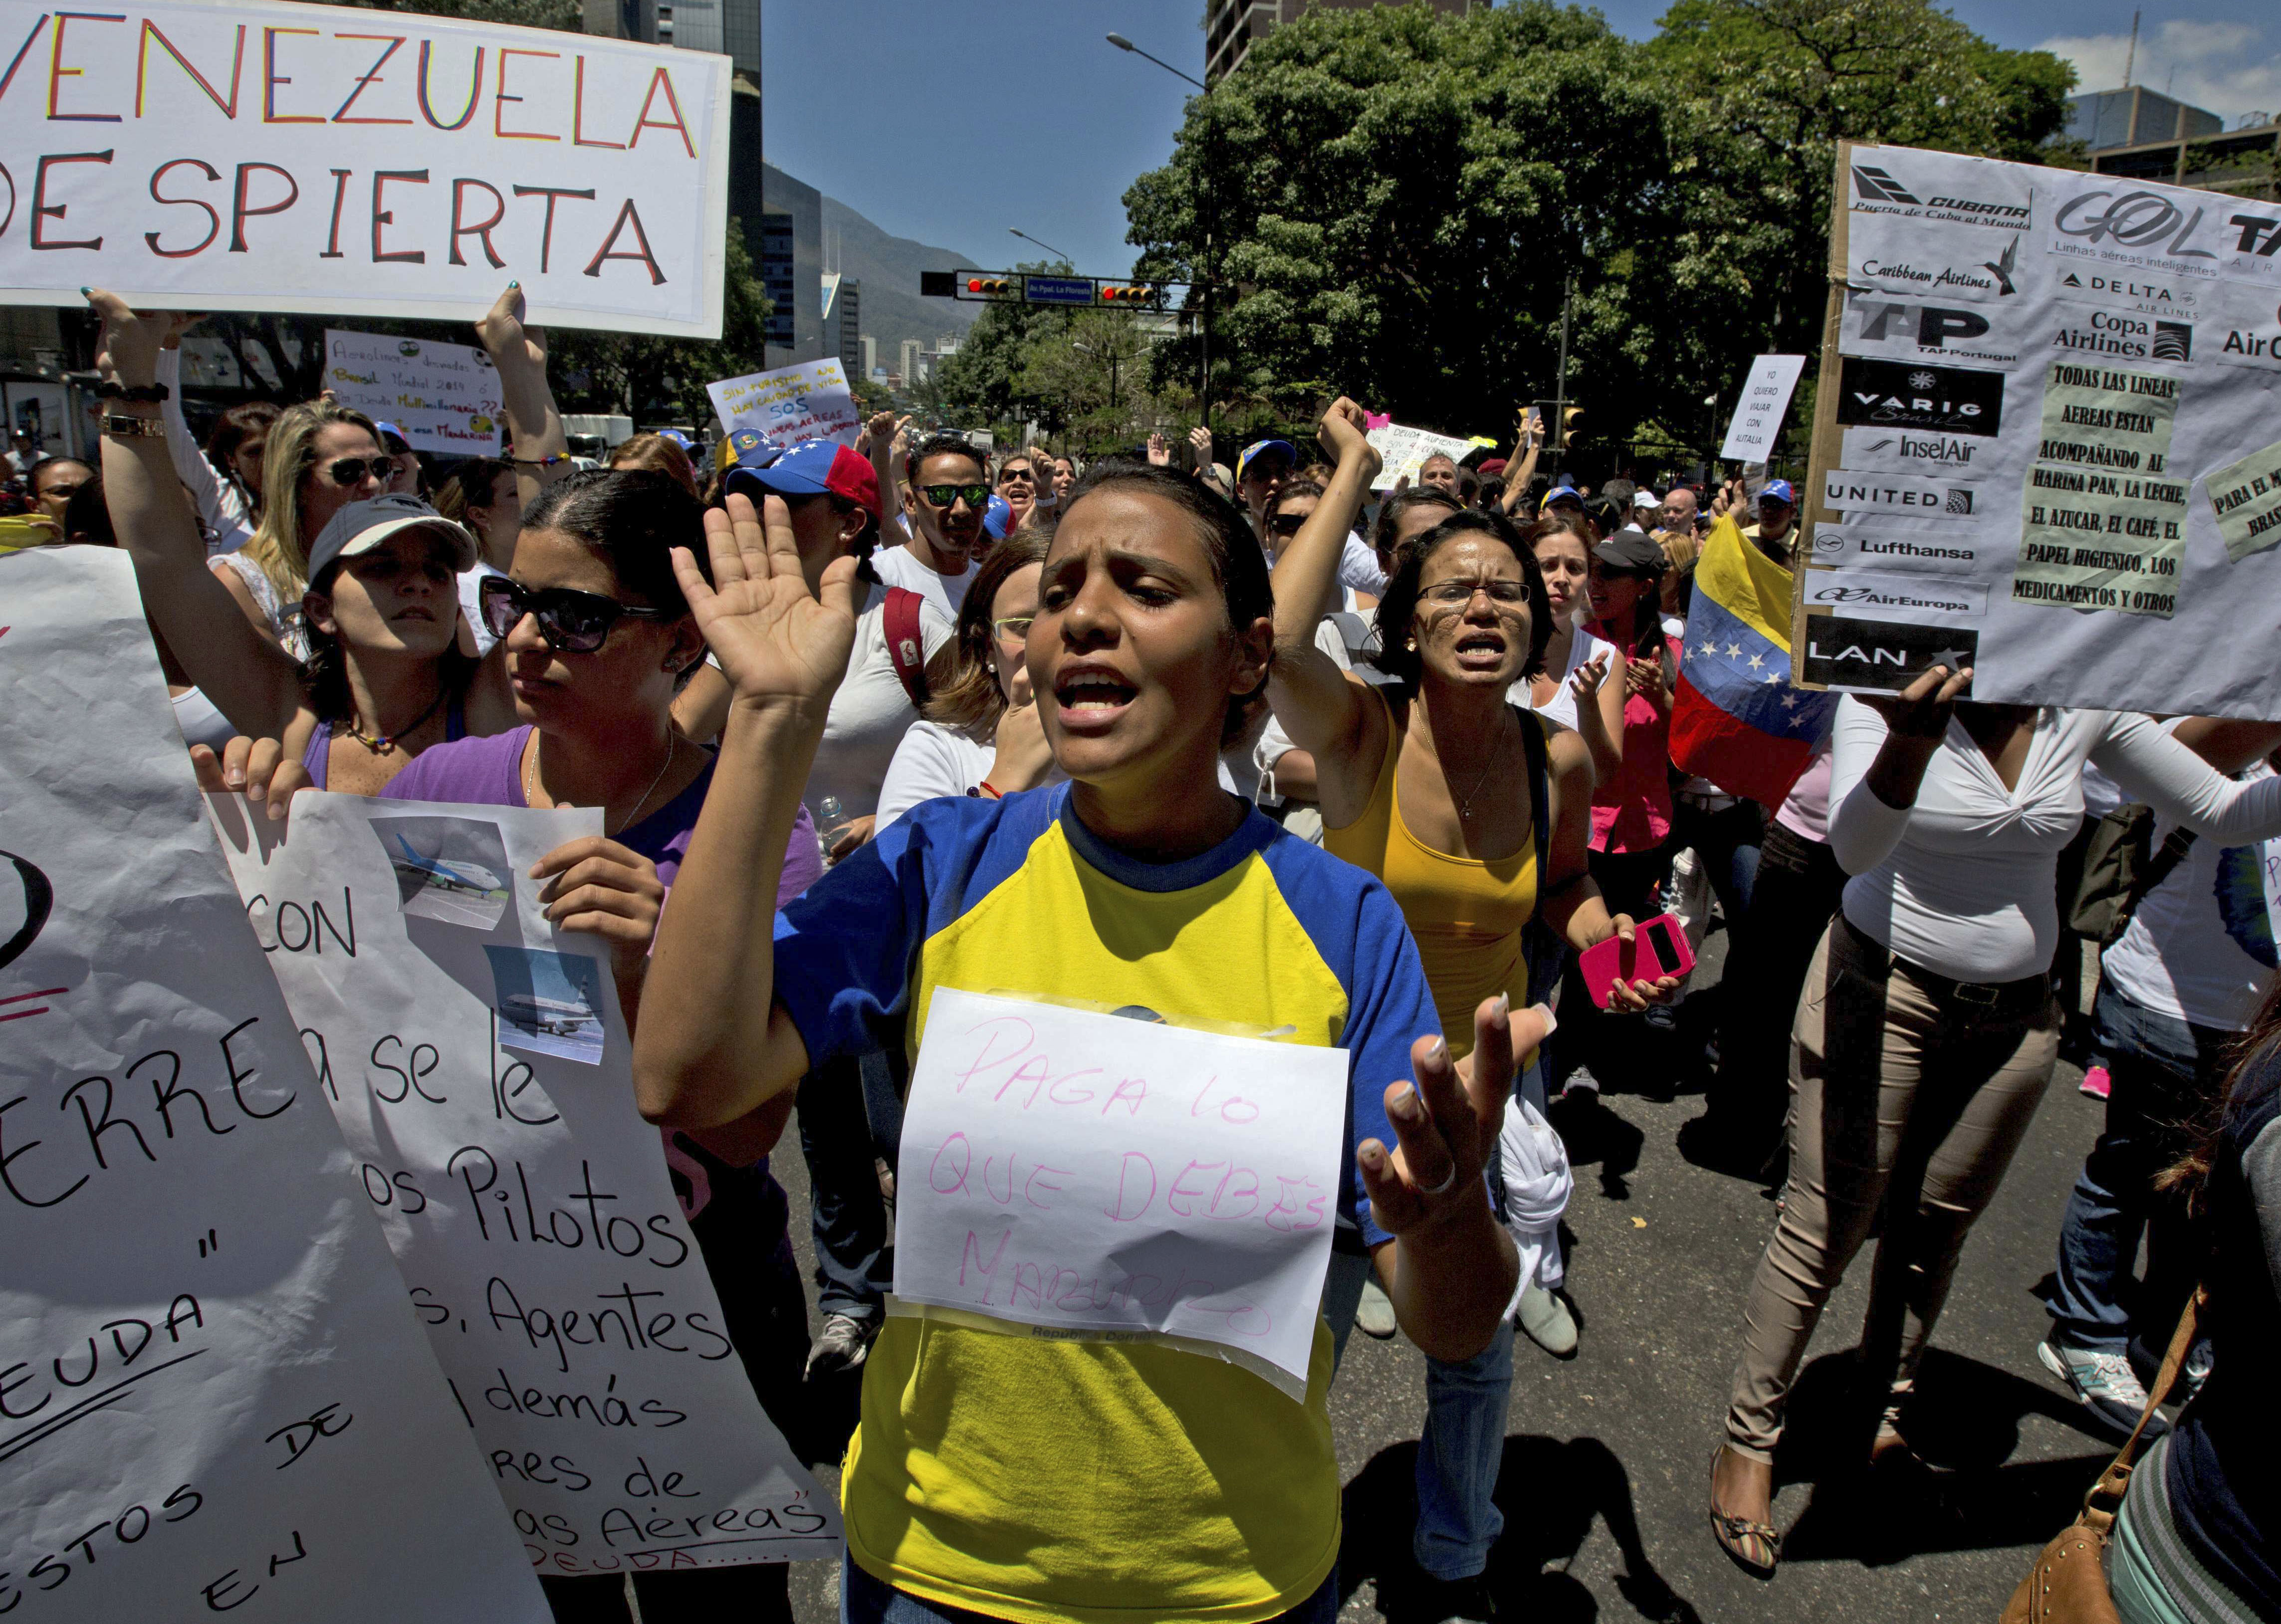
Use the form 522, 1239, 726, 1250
1852, 166, 1920, 204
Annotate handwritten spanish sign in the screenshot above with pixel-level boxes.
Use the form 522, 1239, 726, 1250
892, 990, 1347, 1401
1365, 422, 1476, 493
1797, 141, 2281, 711
0, 0, 731, 337
0, 547, 546, 1622
210, 792, 838, 1577
1721, 354, 1806, 461
325, 330, 505, 455
706, 358, 860, 449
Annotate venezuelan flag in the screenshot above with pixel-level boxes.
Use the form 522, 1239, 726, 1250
1670, 515, 1835, 808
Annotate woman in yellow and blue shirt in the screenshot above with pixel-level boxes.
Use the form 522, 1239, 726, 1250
635, 465, 1526, 1624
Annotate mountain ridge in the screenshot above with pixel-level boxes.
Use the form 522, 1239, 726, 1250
817, 193, 982, 372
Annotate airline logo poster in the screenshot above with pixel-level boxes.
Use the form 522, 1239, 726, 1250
1803, 143, 2281, 713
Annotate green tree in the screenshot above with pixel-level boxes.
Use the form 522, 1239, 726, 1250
1014, 308, 1176, 454
932, 262, 1071, 428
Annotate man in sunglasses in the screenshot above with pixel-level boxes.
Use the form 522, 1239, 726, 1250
873, 432, 991, 621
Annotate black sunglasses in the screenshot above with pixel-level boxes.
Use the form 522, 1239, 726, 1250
1267, 511, 1310, 536
920, 483, 989, 509
478, 575, 669, 652
322, 456, 391, 487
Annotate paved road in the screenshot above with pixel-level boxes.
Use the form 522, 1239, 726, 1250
768, 921, 2117, 1624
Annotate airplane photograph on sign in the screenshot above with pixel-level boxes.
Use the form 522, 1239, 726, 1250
485, 945, 607, 1064
371, 815, 514, 930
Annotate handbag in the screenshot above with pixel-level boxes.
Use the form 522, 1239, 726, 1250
2068, 805, 2196, 947
1997, 1294, 2201, 1623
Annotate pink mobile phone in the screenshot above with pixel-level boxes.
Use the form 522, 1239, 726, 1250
1578, 912, 1695, 1011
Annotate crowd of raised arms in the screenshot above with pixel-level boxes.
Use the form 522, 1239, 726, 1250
15, 283, 2277, 1624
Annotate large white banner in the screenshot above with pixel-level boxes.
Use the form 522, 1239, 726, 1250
1800, 143, 2281, 709
210, 793, 839, 1577
0, 0, 730, 337
0, 548, 546, 1623
891, 990, 1346, 1403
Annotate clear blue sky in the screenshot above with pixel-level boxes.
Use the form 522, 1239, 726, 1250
758, 2, 2281, 283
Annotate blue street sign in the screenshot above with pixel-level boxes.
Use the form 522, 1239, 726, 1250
1022, 275, 1097, 307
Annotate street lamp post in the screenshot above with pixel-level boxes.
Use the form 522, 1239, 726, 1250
1009, 227, 1071, 265
1108, 31, 1213, 436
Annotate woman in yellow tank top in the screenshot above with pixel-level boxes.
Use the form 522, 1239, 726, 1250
1265, 398, 1682, 1616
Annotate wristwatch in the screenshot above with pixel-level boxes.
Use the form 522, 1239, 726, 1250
102, 414, 166, 438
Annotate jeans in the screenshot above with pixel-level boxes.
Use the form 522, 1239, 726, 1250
2045, 981, 2231, 1367
1708, 820, 1848, 1153
839, 1552, 1340, 1624
796, 1052, 897, 1324
1669, 796, 1763, 924
1414, 1318, 1515, 1579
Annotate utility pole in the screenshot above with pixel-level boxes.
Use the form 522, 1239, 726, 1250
2122, 9, 2139, 88
1550, 274, 1576, 479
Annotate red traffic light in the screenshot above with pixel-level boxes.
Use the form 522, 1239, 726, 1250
967, 277, 982, 292
1098, 284, 1152, 304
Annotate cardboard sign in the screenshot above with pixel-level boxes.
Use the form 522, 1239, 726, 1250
1366, 423, 1476, 492
706, 359, 860, 449
1721, 355, 1806, 461
210, 793, 840, 1575
1797, 142, 2281, 708
324, 330, 505, 455
891, 990, 1347, 1401
0, 0, 731, 337
0, 548, 547, 1622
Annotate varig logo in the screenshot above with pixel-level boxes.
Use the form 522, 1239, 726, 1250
1834, 357, 2005, 439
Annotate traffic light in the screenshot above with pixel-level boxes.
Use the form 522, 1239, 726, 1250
1559, 406, 1586, 449
965, 275, 1016, 299
1097, 283, 1154, 305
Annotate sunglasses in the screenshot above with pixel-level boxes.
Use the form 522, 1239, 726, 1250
478, 575, 669, 652
1422, 579, 1529, 606
998, 466, 1034, 483
920, 483, 990, 509
1267, 511, 1309, 536
991, 615, 1034, 643
322, 456, 391, 487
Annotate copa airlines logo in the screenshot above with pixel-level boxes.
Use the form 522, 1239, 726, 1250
2050, 306, 2194, 363
1849, 163, 2030, 230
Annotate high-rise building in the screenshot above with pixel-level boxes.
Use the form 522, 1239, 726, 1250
861, 336, 877, 379
900, 340, 922, 388
1204, 0, 1475, 86
587, 0, 758, 75
822, 274, 865, 382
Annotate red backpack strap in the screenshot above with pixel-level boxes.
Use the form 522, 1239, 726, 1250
884, 588, 928, 708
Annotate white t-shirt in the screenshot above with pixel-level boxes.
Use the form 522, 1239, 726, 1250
1514, 627, 1618, 732
871, 542, 974, 622
2100, 741, 2276, 1033
457, 561, 507, 658
803, 584, 956, 821
876, 721, 1067, 832
1254, 608, 1385, 800
1829, 702, 2281, 984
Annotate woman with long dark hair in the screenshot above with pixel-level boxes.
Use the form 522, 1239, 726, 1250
637, 462, 1524, 1624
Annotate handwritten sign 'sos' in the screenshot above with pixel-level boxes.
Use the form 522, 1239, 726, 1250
893, 990, 1348, 1400
706, 358, 860, 449
0, 0, 731, 337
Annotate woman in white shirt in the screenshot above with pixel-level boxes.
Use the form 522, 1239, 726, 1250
1708, 667, 2281, 1578
876, 530, 1059, 830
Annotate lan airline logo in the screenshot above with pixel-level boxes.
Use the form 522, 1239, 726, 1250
1852, 166, 1920, 205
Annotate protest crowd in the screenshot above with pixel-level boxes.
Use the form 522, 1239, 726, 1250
4, 263, 2279, 1624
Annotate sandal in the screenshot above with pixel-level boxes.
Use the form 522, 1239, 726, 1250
1707, 1448, 1782, 1578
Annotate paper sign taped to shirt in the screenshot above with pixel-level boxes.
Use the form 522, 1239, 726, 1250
210, 793, 839, 1573
1721, 355, 1806, 460
0, 548, 547, 1622
1367, 423, 1476, 492
893, 989, 1348, 1401
707, 359, 861, 448
325, 330, 506, 456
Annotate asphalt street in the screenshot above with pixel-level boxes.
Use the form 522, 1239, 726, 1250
763, 919, 2120, 1624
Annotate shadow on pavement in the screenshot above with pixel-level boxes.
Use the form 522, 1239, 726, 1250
1771, 1346, 2117, 1566
1342, 1435, 1704, 1624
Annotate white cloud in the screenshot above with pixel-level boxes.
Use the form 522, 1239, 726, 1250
2041, 18, 2281, 127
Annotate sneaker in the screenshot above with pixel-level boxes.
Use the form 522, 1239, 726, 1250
2079, 1065, 2112, 1101
1557, 1066, 1600, 1099
1644, 1002, 1679, 1032
805, 1313, 879, 1379
2040, 1338, 2166, 1440
1357, 1277, 1399, 1340
1412, 1572, 1497, 1624
1516, 1283, 1578, 1357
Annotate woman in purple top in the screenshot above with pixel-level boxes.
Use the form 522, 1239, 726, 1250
380, 466, 819, 1624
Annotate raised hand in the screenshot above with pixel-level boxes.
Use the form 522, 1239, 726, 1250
1317, 396, 1382, 480
1358, 994, 1516, 1238
1567, 649, 1610, 703
673, 492, 859, 720
85, 291, 191, 391
1146, 431, 1171, 467
474, 282, 548, 375
1187, 425, 1213, 469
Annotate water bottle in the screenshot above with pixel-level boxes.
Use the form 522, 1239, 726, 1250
816, 795, 850, 860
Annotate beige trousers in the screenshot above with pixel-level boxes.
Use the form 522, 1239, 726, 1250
1724, 916, 2058, 1462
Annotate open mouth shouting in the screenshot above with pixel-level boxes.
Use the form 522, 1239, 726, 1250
1051, 659, 1141, 732
1451, 628, 1509, 672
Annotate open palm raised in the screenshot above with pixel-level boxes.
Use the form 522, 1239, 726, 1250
671, 492, 860, 716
